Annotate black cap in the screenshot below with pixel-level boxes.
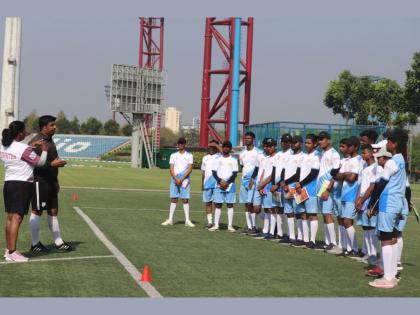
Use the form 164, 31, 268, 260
262, 137, 277, 146
292, 135, 303, 143
177, 137, 187, 145
222, 140, 233, 148
281, 133, 292, 143
318, 131, 331, 140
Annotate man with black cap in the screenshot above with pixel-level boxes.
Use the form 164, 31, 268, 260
270, 133, 293, 240
209, 140, 239, 232
317, 131, 341, 251
162, 137, 195, 227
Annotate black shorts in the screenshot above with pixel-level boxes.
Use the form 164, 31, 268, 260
3, 181, 33, 215
32, 180, 59, 211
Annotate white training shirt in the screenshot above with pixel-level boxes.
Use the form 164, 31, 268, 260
299, 150, 321, 181
284, 151, 304, 181
212, 155, 239, 181
273, 149, 293, 183
0, 141, 41, 182
169, 151, 193, 177
201, 153, 221, 189
239, 146, 264, 183
359, 163, 383, 194
255, 154, 276, 185
317, 147, 341, 189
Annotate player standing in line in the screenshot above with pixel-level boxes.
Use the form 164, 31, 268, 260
336, 136, 364, 258
279, 136, 304, 245
355, 145, 384, 264
209, 141, 239, 232
317, 131, 340, 252
201, 140, 221, 228
1, 121, 48, 262
29, 115, 72, 252
270, 134, 293, 241
367, 129, 408, 289
239, 132, 263, 234
162, 137, 195, 227
295, 134, 320, 249
252, 138, 276, 238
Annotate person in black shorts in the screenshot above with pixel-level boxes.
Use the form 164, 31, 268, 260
1, 121, 48, 262
28, 115, 72, 252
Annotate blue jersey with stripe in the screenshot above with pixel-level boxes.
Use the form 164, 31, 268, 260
379, 154, 406, 214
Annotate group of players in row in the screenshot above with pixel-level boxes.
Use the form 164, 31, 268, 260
161, 128, 411, 289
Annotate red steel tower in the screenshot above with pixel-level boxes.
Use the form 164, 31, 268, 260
139, 17, 164, 149
199, 17, 254, 147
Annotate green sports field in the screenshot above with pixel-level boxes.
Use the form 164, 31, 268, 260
0, 161, 419, 297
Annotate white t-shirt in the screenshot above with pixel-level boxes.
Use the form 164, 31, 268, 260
0, 141, 41, 182
317, 147, 341, 190
201, 153, 220, 189
284, 151, 304, 181
169, 151, 193, 177
239, 147, 263, 183
360, 163, 383, 194
299, 150, 321, 181
255, 154, 276, 185
212, 155, 239, 181
273, 149, 293, 183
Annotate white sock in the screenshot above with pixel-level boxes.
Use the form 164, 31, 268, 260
326, 223, 336, 246
48, 215, 63, 246
227, 208, 234, 227
263, 213, 270, 234
169, 202, 176, 221
340, 226, 348, 252
250, 213, 256, 228
338, 225, 343, 249
214, 208, 221, 227
346, 226, 357, 252
297, 219, 303, 240
302, 220, 309, 242
207, 213, 213, 225
310, 220, 318, 243
269, 214, 276, 235
369, 230, 378, 257
364, 231, 371, 257
287, 217, 295, 240
379, 246, 384, 270
323, 223, 330, 245
183, 203, 190, 222
245, 212, 252, 229
392, 242, 398, 278
29, 213, 41, 246
362, 230, 368, 255
397, 237, 403, 264
276, 214, 283, 236
382, 245, 393, 281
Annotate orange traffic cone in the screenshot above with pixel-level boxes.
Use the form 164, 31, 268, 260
72, 193, 78, 201
140, 265, 151, 282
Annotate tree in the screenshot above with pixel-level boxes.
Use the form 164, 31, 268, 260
103, 119, 120, 136
180, 128, 199, 147
404, 51, 420, 123
160, 127, 178, 147
68, 117, 81, 134
23, 110, 39, 133
120, 124, 132, 136
80, 117, 103, 135
56, 110, 71, 134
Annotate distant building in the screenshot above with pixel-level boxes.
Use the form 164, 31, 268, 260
164, 106, 181, 134
192, 116, 200, 130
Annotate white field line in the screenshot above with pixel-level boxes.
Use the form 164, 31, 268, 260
73, 206, 162, 298
82, 206, 204, 213
0, 255, 114, 265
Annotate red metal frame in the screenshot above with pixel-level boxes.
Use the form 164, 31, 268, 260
199, 17, 254, 147
139, 17, 164, 149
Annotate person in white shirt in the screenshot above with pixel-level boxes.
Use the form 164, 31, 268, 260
239, 132, 263, 234
209, 141, 239, 232
317, 131, 341, 252
295, 134, 321, 249
201, 140, 221, 228
162, 137, 195, 227
1, 121, 48, 262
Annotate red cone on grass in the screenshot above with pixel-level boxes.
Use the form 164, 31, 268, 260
140, 265, 151, 282
72, 193, 78, 201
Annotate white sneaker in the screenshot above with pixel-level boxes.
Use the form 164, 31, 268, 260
208, 225, 219, 231
326, 245, 342, 255
397, 263, 403, 271
228, 226, 236, 233
368, 277, 396, 289
4, 249, 8, 258
5, 251, 29, 262
161, 219, 173, 226
185, 220, 195, 227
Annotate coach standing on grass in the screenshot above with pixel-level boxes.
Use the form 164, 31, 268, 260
28, 115, 73, 252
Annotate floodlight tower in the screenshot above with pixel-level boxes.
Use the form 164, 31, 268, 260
0, 17, 22, 131
199, 17, 254, 147
110, 17, 165, 168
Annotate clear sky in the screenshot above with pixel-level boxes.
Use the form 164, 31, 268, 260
1, 0, 420, 126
